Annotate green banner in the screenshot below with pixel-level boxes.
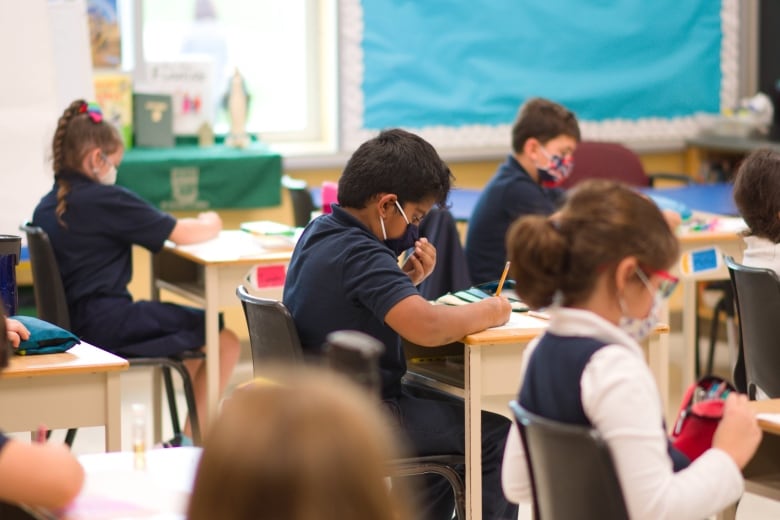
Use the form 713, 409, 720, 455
118, 143, 282, 210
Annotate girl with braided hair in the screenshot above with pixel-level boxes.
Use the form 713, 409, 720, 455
33, 100, 240, 444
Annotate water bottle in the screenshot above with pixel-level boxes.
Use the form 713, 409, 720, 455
0, 235, 21, 316
132, 403, 147, 470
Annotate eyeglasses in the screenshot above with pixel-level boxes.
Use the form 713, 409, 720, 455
636, 268, 679, 299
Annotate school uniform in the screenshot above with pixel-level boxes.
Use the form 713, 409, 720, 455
284, 204, 517, 520
465, 155, 562, 285
502, 307, 744, 519
32, 170, 210, 357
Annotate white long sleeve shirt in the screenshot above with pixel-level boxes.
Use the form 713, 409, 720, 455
501, 307, 743, 520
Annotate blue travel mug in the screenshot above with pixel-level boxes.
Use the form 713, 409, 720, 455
0, 235, 21, 316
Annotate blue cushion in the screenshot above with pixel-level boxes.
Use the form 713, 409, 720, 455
10, 316, 80, 355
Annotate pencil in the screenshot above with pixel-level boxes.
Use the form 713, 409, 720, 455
495, 261, 511, 296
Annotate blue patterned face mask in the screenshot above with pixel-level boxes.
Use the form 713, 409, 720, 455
618, 269, 662, 342
380, 200, 419, 256
537, 146, 574, 187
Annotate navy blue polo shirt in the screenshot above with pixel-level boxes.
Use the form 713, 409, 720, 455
32, 170, 175, 307
283, 205, 420, 399
465, 155, 563, 284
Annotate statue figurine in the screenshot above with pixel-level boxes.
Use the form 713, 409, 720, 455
224, 68, 250, 148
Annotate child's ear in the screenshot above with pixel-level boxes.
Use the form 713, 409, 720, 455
614, 256, 638, 293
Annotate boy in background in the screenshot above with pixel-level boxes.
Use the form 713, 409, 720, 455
466, 98, 580, 284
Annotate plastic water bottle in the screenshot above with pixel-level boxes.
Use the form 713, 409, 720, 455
132, 403, 147, 470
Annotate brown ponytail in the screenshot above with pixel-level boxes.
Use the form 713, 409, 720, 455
507, 180, 679, 309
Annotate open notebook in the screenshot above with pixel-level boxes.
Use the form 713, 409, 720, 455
434, 283, 529, 312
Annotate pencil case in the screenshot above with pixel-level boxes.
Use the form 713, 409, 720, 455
10, 315, 80, 355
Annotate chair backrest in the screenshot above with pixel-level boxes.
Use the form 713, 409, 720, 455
725, 256, 780, 398
19, 223, 71, 329
508, 400, 629, 520
417, 208, 472, 300
562, 141, 648, 189
236, 285, 304, 374
322, 330, 385, 397
281, 174, 316, 228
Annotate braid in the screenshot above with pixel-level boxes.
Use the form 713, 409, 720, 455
52, 99, 85, 228
55, 181, 71, 228
52, 99, 85, 173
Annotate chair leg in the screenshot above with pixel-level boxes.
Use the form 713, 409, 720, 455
705, 298, 725, 376
161, 367, 181, 438
392, 462, 466, 520
165, 361, 201, 445
64, 428, 77, 447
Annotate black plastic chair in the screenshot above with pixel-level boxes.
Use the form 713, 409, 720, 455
509, 400, 629, 520
21, 223, 202, 445
236, 287, 466, 520
726, 256, 780, 398
281, 174, 316, 228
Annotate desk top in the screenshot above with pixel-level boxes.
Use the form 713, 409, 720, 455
461, 311, 669, 346
164, 230, 294, 266
751, 399, 780, 436
59, 447, 202, 520
2, 342, 128, 379
687, 134, 780, 155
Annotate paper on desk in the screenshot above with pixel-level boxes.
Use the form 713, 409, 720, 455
712, 217, 747, 233
487, 310, 549, 331
757, 413, 780, 425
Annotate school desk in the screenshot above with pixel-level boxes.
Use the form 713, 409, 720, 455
673, 213, 746, 391
57, 447, 202, 519
716, 399, 780, 520
0, 342, 128, 452
685, 134, 780, 179
118, 142, 282, 211
404, 312, 670, 520
151, 230, 293, 429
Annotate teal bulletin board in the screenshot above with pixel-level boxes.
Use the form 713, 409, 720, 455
340, 0, 738, 150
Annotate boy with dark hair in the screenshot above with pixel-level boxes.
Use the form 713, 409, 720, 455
466, 98, 581, 284
283, 128, 517, 519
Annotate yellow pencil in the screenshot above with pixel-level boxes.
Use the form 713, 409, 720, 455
495, 261, 511, 296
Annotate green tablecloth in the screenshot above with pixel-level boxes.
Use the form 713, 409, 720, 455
117, 143, 282, 210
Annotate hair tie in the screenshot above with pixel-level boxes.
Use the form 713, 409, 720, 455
79, 101, 103, 123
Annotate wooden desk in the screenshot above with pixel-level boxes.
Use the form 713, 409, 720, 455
0, 343, 128, 452
58, 447, 202, 519
151, 230, 292, 427
674, 215, 745, 390
406, 312, 669, 520
716, 399, 780, 520
685, 134, 780, 179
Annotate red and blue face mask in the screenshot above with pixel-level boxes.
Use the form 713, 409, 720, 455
537, 147, 574, 188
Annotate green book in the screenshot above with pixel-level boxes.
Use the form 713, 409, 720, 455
132, 93, 174, 148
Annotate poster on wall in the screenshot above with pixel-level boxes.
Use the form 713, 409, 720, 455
87, 0, 121, 68
138, 60, 215, 135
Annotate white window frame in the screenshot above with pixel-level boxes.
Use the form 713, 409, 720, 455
122, 0, 337, 154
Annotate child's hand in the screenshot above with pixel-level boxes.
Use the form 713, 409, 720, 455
198, 211, 223, 229
6, 317, 29, 348
712, 393, 762, 469
402, 238, 436, 286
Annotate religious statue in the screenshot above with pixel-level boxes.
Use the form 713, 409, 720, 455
224, 68, 250, 148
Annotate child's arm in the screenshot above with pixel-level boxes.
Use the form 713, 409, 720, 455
168, 211, 223, 245
0, 440, 85, 510
386, 293, 511, 346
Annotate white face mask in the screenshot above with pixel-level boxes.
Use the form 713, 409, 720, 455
618, 269, 662, 342
98, 153, 117, 185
